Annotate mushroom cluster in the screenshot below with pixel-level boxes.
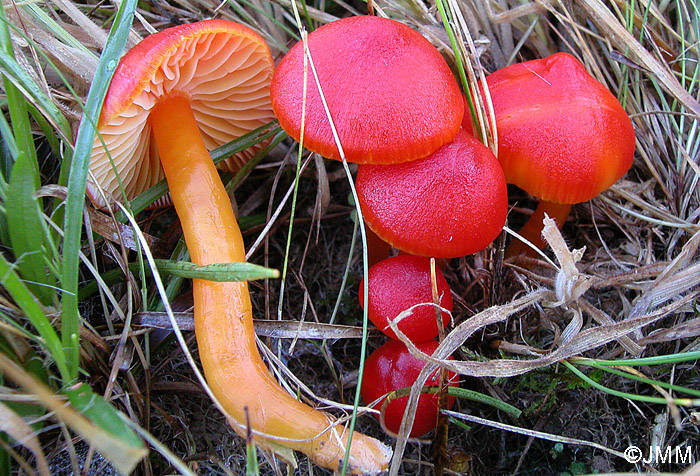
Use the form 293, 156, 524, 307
271, 15, 636, 442
271, 15, 509, 260
85, 13, 636, 474
270, 17, 511, 437
358, 255, 458, 437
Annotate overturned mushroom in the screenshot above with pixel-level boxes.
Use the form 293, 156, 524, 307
86, 19, 390, 474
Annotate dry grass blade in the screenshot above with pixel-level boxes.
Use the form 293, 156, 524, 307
388, 282, 697, 473
629, 230, 700, 319
575, 0, 700, 117
135, 312, 375, 339
48, 0, 109, 48
0, 401, 51, 476
443, 410, 627, 459
388, 290, 547, 476
639, 317, 700, 345
38, 184, 164, 253
440, 294, 696, 377
0, 354, 148, 474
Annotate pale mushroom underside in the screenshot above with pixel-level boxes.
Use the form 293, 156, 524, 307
88, 31, 274, 208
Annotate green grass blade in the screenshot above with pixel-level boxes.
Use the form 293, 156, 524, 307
0, 47, 72, 142
62, 383, 146, 452
6, 152, 55, 305
0, 253, 70, 382
245, 438, 260, 476
572, 351, 700, 367
60, 0, 137, 383
0, 105, 18, 182
28, 104, 62, 161
563, 360, 699, 407
0, 354, 147, 475
448, 387, 522, 418
579, 362, 700, 398
152, 260, 279, 281
0, 15, 39, 183
434, 0, 482, 143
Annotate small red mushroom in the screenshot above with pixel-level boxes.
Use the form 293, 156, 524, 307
464, 53, 635, 256
356, 130, 508, 258
361, 339, 458, 437
359, 255, 452, 342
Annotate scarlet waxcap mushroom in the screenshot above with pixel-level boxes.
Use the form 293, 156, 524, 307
359, 255, 452, 342
361, 339, 457, 437
356, 130, 508, 258
463, 53, 635, 255
270, 15, 464, 164
84, 20, 391, 474
475, 52, 635, 205
87, 19, 275, 207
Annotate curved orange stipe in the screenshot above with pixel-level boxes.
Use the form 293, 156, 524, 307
150, 94, 391, 474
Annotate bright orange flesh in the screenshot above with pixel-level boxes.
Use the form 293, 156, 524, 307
149, 94, 391, 474
506, 201, 572, 258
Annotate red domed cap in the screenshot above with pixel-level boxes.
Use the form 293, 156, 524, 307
361, 339, 457, 437
356, 130, 507, 258
359, 255, 452, 342
473, 52, 635, 204
271, 16, 463, 164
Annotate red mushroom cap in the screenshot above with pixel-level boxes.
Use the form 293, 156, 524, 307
88, 19, 274, 207
467, 52, 635, 204
356, 130, 508, 258
359, 255, 452, 342
270, 15, 463, 164
361, 339, 457, 437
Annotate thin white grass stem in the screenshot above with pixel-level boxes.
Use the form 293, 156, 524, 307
283, 6, 372, 473
443, 410, 627, 459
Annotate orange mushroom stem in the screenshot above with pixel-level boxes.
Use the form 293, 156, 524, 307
149, 93, 390, 473
505, 201, 572, 258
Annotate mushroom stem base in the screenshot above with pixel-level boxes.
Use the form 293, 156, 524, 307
506, 200, 572, 258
